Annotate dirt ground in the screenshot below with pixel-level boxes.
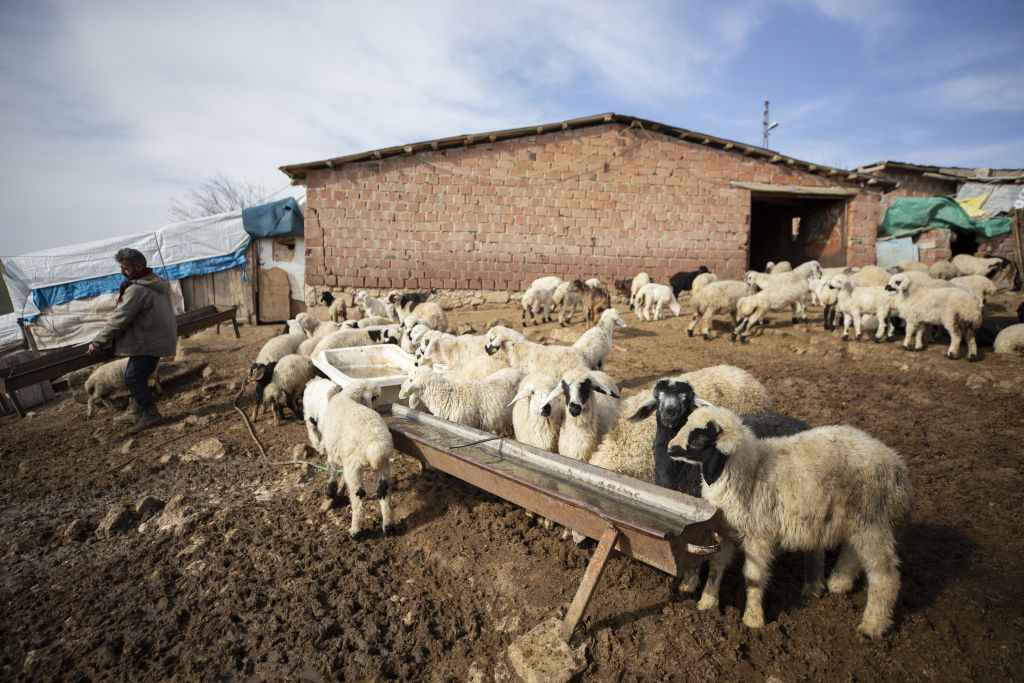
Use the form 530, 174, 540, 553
2, 290, 1023, 682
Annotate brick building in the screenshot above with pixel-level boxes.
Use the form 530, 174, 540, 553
280, 113, 900, 301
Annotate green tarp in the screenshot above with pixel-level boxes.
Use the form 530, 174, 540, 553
879, 197, 1010, 238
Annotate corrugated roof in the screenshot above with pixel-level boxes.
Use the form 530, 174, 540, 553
857, 160, 1024, 183
280, 112, 897, 190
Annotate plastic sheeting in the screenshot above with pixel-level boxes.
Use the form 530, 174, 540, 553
242, 197, 303, 238
879, 197, 1011, 238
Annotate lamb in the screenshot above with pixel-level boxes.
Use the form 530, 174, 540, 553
669, 266, 710, 297
689, 271, 718, 296
484, 326, 588, 377
257, 354, 317, 425
584, 278, 602, 289
629, 272, 652, 310
387, 288, 436, 312
283, 319, 305, 336
831, 275, 897, 342
419, 331, 493, 369
635, 283, 681, 321
670, 405, 912, 638
521, 285, 555, 326
745, 259, 822, 293
389, 298, 448, 332
885, 272, 982, 360
732, 280, 810, 342
553, 279, 584, 326
255, 333, 307, 364
892, 259, 929, 273
354, 290, 391, 320
581, 284, 611, 324
443, 353, 512, 382
765, 260, 792, 273
508, 372, 565, 453
529, 276, 563, 293
687, 280, 755, 340
302, 377, 342, 456
951, 254, 1012, 279
320, 379, 395, 538
849, 265, 892, 287
950, 274, 997, 306
929, 260, 960, 280
543, 368, 622, 463
612, 278, 632, 301
399, 366, 525, 435
310, 325, 401, 356
319, 291, 347, 322
343, 316, 394, 329
571, 308, 627, 370
295, 313, 344, 340
83, 358, 161, 417
993, 323, 1024, 356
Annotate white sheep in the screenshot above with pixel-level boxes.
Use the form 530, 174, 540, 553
993, 323, 1024, 356
892, 259, 929, 273
521, 285, 555, 326
951, 254, 1010, 278
342, 316, 394, 329
443, 353, 512, 382
571, 308, 627, 370
630, 272, 652, 310
765, 260, 792, 273
484, 326, 588, 377
319, 291, 348, 322
257, 354, 317, 425
732, 280, 810, 342
745, 259, 821, 292
553, 279, 584, 326
635, 283, 681, 321
849, 265, 892, 287
320, 379, 395, 539
543, 368, 621, 463
670, 404, 912, 639
390, 300, 448, 333
302, 377, 342, 455
295, 312, 343, 340
690, 271, 719, 296
419, 332, 492, 369
399, 366, 524, 435
886, 272, 982, 360
950, 274, 997, 306
584, 277, 601, 289
830, 275, 897, 342
310, 325, 401, 356
354, 290, 392, 319
928, 260, 960, 280
255, 333, 307, 364
687, 280, 755, 340
509, 372, 565, 453
83, 358, 161, 417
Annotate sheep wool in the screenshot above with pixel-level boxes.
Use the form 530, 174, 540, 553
399, 366, 524, 436
83, 358, 161, 417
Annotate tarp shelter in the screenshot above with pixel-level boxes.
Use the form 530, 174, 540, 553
879, 196, 1011, 238
0, 195, 305, 351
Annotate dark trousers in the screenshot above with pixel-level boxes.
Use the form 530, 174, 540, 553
124, 355, 160, 409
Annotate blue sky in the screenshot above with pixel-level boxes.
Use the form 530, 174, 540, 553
1, 0, 1022, 256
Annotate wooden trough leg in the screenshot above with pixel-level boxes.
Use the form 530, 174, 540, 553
559, 523, 620, 642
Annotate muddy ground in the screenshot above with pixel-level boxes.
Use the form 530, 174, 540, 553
2, 290, 1023, 681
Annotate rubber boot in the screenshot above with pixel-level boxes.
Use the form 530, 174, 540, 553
128, 403, 164, 435
113, 400, 142, 425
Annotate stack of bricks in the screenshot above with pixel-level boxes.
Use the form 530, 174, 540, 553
303, 124, 889, 293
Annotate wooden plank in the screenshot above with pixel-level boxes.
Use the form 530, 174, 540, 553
258, 267, 291, 322
1010, 208, 1024, 291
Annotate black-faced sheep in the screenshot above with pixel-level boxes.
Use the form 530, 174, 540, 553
319, 291, 347, 322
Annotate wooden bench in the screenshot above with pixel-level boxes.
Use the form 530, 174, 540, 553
0, 305, 239, 416
379, 403, 722, 640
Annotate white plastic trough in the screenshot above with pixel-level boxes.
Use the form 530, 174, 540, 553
311, 344, 419, 406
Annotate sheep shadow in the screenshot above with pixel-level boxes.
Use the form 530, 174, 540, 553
395, 466, 497, 534
614, 327, 657, 340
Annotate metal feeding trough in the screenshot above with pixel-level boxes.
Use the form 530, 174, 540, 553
379, 403, 722, 641
312, 344, 420, 406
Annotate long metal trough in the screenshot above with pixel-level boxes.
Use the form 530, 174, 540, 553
379, 403, 722, 640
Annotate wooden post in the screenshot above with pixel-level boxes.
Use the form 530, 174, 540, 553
1010, 208, 1024, 292
559, 524, 620, 641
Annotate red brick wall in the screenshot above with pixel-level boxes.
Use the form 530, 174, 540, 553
868, 169, 959, 264
304, 124, 887, 290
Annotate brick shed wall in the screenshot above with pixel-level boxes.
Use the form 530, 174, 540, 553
304, 124, 887, 296
872, 169, 959, 264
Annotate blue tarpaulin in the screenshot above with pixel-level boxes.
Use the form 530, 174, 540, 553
242, 197, 303, 238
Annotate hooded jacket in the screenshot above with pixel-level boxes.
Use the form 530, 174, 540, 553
92, 274, 178, 358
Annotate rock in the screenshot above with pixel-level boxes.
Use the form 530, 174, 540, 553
95, 505, 137, 538
202, 366, 215, 379
64, 518, 93, 542
134, 496, 165, 521
319, 498, 335, 512
507, 617, 586, 683
292, 443, 314, 460
184, 438, 227, 462
120, 439, 136, 455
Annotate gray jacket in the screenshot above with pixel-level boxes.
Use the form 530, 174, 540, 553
93, 274, 177, 358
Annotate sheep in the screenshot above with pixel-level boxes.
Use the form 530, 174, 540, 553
831, 275, 898, 343
571, 308, 627, 370
389, 298, 448, 332
690, 271, 718, 296
817, 275, 843, 331
745, 259, 822, 293
443, 353, 512, 382
886, 272, 982, 360
320, 379, 395, 539
521, 285, 555, 326
553, 279, 584, 326
951, 254, 1012, 279
732, 280, 810, 342
581, 284, 611, 324
950, 274, 997, 306
83, 358, 161, 417
311, 325, 401, 356
669, 265, 710, 297
386, 288, 436, 311
529, 275, 563, 293
509, 372, 565, 453
993, 323, 1024, 356
419, 331, 492, 369
354, 290, 391, 320
635, 283, 682, 321
484, 325, 588, 377
612, 278, 632, 301
399, 366, 525, 435
626, 379, 818, 595
343, 316, 394, 329
302, 377, 342, 456
765, 260, 792, 273
929, 260, 960, 280
629, 272, 652, 310
255, 333, 307, 364
543, 368, 622, 463
283, 319, 305, 336
319, 291, 348, 322
849, 265, 892, 287
257, 354, 317, 425
295, 312, 346, 340
669, 405, 912, 638
687, 280, 755, 340
584, 277, 601, 289
892, 259, 929, 273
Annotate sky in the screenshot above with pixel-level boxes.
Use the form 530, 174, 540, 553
1, 0, 1022, 257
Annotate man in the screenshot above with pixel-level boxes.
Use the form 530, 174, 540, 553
86, 248, 177, 434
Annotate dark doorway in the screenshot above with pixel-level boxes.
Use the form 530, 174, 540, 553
950, 228, 979, 256
748, 193, 848, 270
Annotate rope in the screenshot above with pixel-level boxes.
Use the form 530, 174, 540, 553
233, 378, 270, 464
274, 459, 343, 474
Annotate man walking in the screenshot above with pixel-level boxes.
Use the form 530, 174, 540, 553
87, 248, 177, 434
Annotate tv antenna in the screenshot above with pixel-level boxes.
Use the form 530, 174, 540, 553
762, 100, 779, 147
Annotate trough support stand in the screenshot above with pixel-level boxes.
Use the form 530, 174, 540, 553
559, 523, 620, 642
